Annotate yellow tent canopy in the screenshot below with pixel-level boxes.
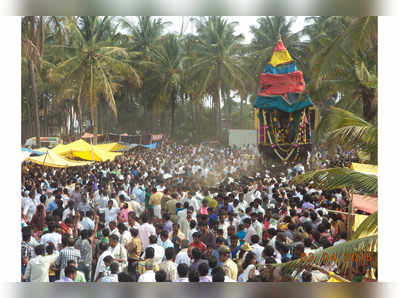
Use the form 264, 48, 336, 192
27, 150, 93, 168
93, 142, 124, 152
51, 139, 122, 162
350, 163, 378, 176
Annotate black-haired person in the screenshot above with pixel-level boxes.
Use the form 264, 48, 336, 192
108, 234, 128, 272
155, 269, 168, 282
137, 247, 160, 276
198, 262, 212, 282
100, 262, 119, 282
174, 263, 189, 282
159, 247, 177, 281
23, 245, 58, 282
53, 236, 81, 279
219, 245, 238, 281
55, 265, 77, 282
67, 260, 86, 282
94, 241, 112, 282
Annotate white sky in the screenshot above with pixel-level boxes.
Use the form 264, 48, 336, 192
154, 16, 308, 43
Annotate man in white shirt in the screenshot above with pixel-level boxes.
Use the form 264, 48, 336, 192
175, 240, 191, 266
138, 261, 156, 282
80, 210, 95, 231
94, 243, 113, 282
23, 192, 37, 223
138, 216, 156, 250
23, 245, 58, 282
148, 235, 164, 265
104, 200, 120, 226
250, 235, 264, 264
40, 223, 62, 250
108, 234, 128, 272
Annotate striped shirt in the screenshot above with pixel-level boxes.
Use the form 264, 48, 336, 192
55, 247, 81, 270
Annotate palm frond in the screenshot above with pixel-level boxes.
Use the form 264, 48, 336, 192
276, 235, 377, 275
290, 167, 377, 194
352, 212, 378, 240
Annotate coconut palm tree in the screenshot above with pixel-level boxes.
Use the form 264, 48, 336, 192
50, 16, 141, 144
119, 16, 171, 132
22, 16, 45, 147
147, 34, 184, 138
191, 16, 250, 139
309, 17, 377, 122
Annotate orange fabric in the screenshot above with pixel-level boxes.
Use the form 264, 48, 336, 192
353, 194, 377, 214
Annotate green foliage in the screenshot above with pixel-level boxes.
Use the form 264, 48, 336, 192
21, 16, 377, 146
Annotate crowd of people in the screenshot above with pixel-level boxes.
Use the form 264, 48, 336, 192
21, 143, 374, 282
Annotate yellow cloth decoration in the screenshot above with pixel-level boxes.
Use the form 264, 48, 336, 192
269, 50, 293, 67
350, 163, 377, 176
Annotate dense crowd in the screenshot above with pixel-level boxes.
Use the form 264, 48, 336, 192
21, 143, 372, 283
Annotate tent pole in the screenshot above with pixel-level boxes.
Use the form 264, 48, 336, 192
43, 150, 49, 166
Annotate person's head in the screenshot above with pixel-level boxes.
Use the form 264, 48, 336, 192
177, 263, 189, 278
149, 234, 158, 245
109, 234, 119, 248
208, 255, 218, 269
250, 234, 260, 245
109, 262, 120, 274
22, 226, 32, 242
211, 267, 225, 282
192, 232, 201, 244
155, 270, 167, 282
34, 244, 45, 256
130, 228, 139, 238
189, 220, 197, 229
262, 246, 275, 258
243, 218, 252, 228
144, 260, 154, 270
191, 247, 202, 261
199, 221, 208, 234
67, 259, 77, 269
109, 220, 118, 231
188, 271, 200, 282
107, 200, 113, 208
302, 271, 312, 282
103, 255, 114, 267
216, 237, 224, 247
218, 245, 231, 263
243, 251, 257, 269
164, 247, 175, 261
118, 272, 135, 282
180, 239, 190, 250
198, 262, 209, 277
64, 265, 77, 280
99, 241, 109, 253
160, 230, 169, 242
227, 225, 236, 237
145, 247, 155, 259
172, 223, 180, 234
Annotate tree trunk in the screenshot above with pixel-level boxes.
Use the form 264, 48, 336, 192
196, 101, 201, 142
44, 96, 49, 136
93, 104, 98, 145
29, 59, 40, 147
361, 86, 377, 122
240, 95, 244, 128
170, 90, 177, 139
227, 92, 232, 129
190, 96, 196, 143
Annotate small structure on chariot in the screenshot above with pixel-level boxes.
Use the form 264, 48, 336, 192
253, 35, 318, 165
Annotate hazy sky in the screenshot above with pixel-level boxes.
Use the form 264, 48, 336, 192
154, 16, 308, 43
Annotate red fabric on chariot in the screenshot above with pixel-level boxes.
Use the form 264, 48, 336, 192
258, 71, 305, 97
274, 40, 287, 51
